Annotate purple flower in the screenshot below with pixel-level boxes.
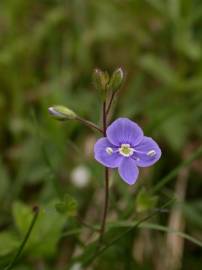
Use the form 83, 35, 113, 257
94, 118, 161, 185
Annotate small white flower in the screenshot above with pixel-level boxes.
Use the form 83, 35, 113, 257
70, 165, 91, 188
70, 263, 82, 270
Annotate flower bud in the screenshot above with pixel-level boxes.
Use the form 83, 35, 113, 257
93, 68, 109, 92
48, 105, 77, 121
108, 67, 124, 93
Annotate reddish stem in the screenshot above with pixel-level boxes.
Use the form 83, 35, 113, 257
98, 102, 109, 246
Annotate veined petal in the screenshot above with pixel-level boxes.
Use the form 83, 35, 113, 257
118, 158, 139, 185
94, 138, 122, 168
106, 118, 143, 146
133, 136, 161, 167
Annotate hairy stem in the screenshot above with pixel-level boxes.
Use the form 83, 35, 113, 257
76, 116, 103, 133
98, 102, 109, 246
106, 91, 116, 115
5, 206, 39, 270
103, 101, 107, 136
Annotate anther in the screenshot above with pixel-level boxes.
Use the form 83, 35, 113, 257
147, 150, 156, 157
106, 147, 113, 155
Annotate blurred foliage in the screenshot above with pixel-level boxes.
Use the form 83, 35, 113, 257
0, 0, 202, 269
55, 194, 78, 216
136, 188, 158, 212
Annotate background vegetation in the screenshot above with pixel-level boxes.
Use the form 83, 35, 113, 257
0, 0, 202, 269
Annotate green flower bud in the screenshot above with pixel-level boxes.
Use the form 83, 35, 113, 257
108, 67, 124, 93
48, 105, 77, 121
93, 68, 109, 92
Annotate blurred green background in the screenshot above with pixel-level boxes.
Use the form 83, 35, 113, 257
0, 0, 202, 269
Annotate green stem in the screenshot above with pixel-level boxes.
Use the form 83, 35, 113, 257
106, 91, 116, 115
76, 216, 100, 232
83, 199, 174, 266
152, 145, 202, 193
76, 116, 103, 133
5, 206, 39, 270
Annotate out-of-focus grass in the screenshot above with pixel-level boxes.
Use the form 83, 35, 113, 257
0, 0, 202, 269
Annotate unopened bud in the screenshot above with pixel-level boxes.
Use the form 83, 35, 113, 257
108, 67, 124, 93
93, 68, 109, 92
48, 105, 77, 121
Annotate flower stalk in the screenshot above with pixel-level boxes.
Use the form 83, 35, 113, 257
98, 101, 109, 246
76, 116, 103, 134
97, 68, 124, 246
48, 105, 102, 133
106, 91, 116, 115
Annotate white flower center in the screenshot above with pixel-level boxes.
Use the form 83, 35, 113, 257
119, 144, 134, 157
147, 150, 156, 157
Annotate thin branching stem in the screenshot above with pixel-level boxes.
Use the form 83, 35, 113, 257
98, 101, 109, 247
106, 91, 116, 115
152, 145, 202, 193
5, 206, 39, 270
76, 116, 103, 133
83, 199, 174, 266
76, 216, 100, 232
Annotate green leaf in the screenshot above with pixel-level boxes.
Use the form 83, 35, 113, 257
160, 113, 188, 150
0, 158, 10, 201
106, 221, 202, 248
12, 201, 66, 257
12, 201, 33, 235
140, 222, 202, 247
139, 54, 179, 86
0, 232, 19, 257
136, 188, 158, 212
183, 201, 202, 228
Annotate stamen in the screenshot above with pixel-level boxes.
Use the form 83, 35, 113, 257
121, 144, 130, 148
147, 150, 156, 157
106, 147, 113, 155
